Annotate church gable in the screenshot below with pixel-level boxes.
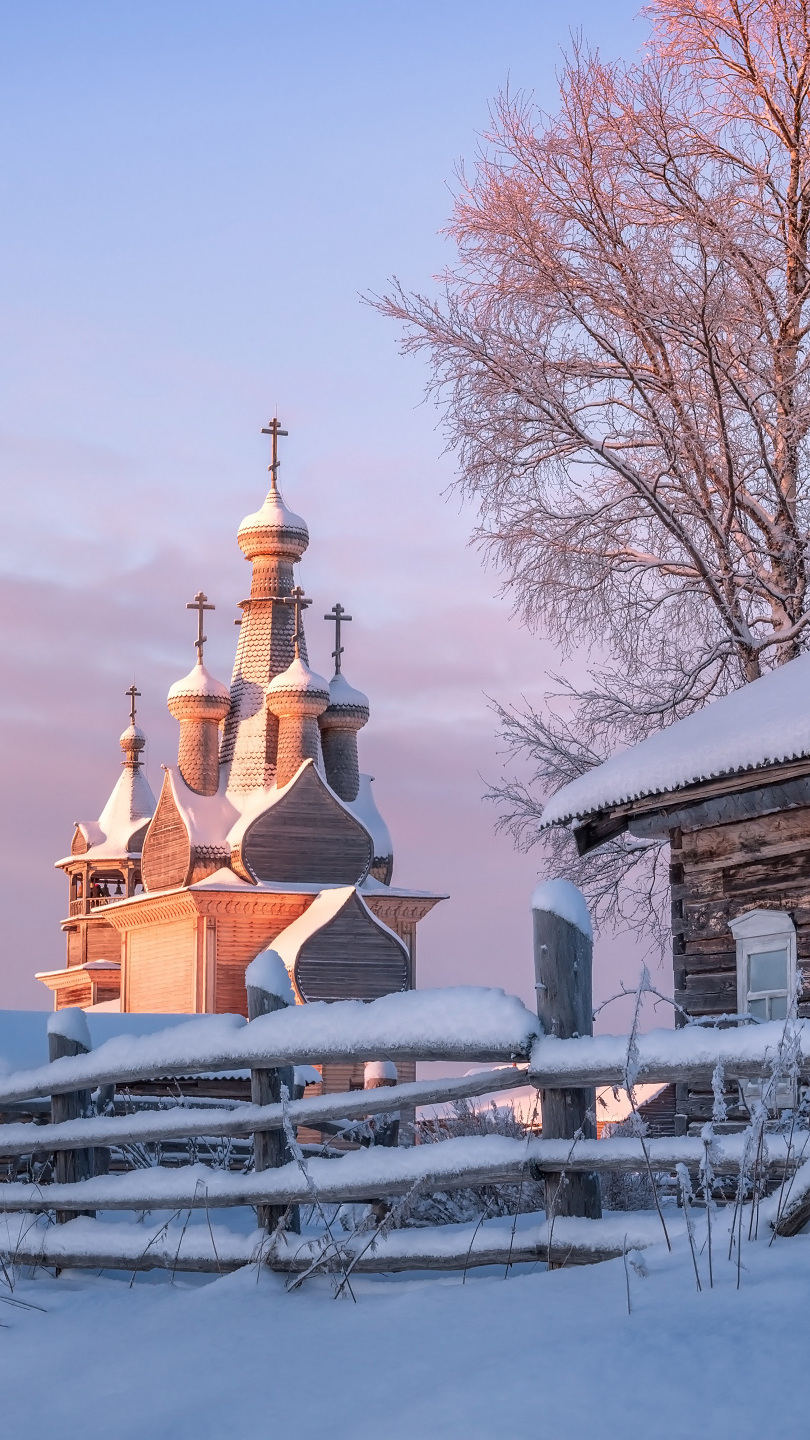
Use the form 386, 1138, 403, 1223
271, 886, 410, 1002
237, 761, 373, 886
141, 773, 193, 892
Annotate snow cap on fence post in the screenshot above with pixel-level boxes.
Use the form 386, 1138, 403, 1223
364, 1060, 398, 1089
245, 949, 296, 1013
531, 879, 593, 940
47, 1008, 91, 1053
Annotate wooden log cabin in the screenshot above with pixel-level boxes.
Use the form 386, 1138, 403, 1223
39, 426, 446, 1093
540, 656, 810, 1129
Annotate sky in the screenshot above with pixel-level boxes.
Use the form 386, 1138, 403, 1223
0, 0, 663, 1024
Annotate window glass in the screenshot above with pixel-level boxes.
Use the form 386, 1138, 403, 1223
748, 997, 768, 1019
749, 949, 788, 994
770, 995, 789, 1021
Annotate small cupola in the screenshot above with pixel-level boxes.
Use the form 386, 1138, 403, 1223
265, 585, 329, 786
167, 592, 230, 795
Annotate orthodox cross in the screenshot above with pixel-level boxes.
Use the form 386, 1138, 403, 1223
325, 602, 352, 674
187, 591, 215, 662
283, 584, 312, 658
126, 683, 141, 726
261, 416, 288, 490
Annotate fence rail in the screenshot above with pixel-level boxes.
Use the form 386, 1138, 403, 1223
1, 981, 807, 1276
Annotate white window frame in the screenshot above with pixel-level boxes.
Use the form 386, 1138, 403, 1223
728, 908, 796, 1022
728, 908, 797, 1112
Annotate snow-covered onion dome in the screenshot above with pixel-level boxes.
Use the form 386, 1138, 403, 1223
266, 656, 330, 787
323, 672, 370, 722
167, 661, 230, 796
237, 484, 309, 563
119, 721, 147, 767
319, 672, 370, 803
266, 655, 330, 712
168, 661, 231, 711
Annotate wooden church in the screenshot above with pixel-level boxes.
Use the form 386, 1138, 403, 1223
38, 421, 445, 1091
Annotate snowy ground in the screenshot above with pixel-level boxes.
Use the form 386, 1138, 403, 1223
2, 1211, 809, 1439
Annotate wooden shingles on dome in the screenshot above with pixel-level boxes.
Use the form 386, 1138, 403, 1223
271, 886, 410, 1004
233, 759, 374, 886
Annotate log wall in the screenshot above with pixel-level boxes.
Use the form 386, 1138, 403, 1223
670, 802, 810, 1128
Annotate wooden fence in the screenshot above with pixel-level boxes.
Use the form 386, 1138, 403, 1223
2, 979, 810, 1276
3, 899, 810, 1278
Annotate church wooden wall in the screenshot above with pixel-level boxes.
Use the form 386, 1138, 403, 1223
125, 917, 197, 1012
212, 912, 307, 1015
85, 919, 121, 965
670, 803, 810, 1127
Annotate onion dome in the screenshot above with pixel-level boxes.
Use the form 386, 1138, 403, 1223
321, 672, 370, 725
319, 673, 369, 803
266, 656, 330, 787
119, 722, 147, 767
265, 656, 330, 718
237, 485, 309, 563
167, 660, 231, 723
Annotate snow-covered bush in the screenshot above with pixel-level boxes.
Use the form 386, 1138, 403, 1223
400, 1099, 544, 1226
599, 1114, 657, 1212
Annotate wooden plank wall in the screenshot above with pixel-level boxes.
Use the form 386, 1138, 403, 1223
126, 918, 197, 1012
213, 914, 300, 1015
671, 804, 810, 1127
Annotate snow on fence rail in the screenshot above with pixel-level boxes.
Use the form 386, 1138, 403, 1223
527, 1020, 810, 1087
1, 1211, 681, 1276
0, 1131, 800, 1215
0, 988, 541, 1105
0, 1067, 531, 1159
2, 983, 808, 1274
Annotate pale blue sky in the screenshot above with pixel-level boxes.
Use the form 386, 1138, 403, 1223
0, 1, 651, 1019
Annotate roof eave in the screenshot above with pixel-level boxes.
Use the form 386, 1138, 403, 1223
563, 753, 810, 854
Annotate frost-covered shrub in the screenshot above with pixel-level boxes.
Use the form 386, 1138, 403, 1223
400, 1099, 544, 1227
599, 1114, 656, 1212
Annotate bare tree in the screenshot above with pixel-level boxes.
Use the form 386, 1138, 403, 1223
376, 0, 810, 936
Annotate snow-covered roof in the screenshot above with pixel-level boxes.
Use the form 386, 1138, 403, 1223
225, 758, 374, 856
57, 745, 157, 867
0, 1010, 228, 1078
542, 653, 810, 826
270, 885, 407, 997
166, 767, 240, 849
348, 775, 393, 862
167, 660, 230, 703
270, 886, 358, 975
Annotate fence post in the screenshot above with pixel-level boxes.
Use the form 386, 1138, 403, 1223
245, 950, 299, 1233
532, 881, 602, 1220
364, 1060, 399, 1147
47, 1009, 95, 1223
